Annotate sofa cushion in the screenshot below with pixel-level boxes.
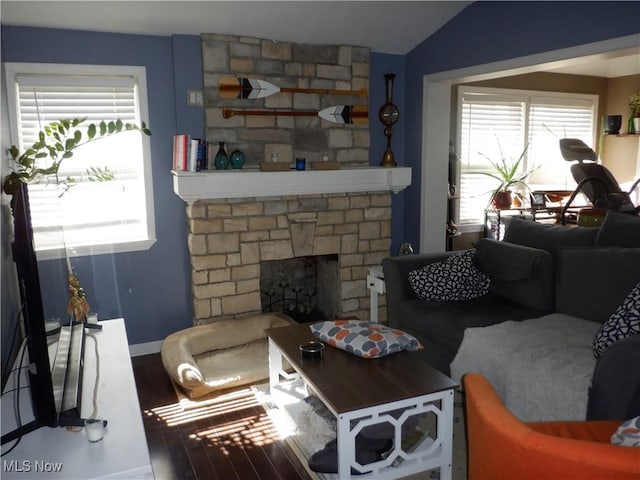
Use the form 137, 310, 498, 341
592, 281, 640, 358
393, 295, 546, 375
556, 248, 640, 323
408, 249, 490, 302
474, 238, 554, 311
595, 210, 640, 247
503, 217, 598, 256
310, 320, 423, 359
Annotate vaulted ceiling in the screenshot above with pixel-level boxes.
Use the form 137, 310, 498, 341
0, 1, 471, 55
2, 1, 637, 76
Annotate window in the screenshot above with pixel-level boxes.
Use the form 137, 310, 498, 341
457, 87, 597, 227
5, 63, 155, 258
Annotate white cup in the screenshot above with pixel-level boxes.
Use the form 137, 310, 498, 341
85, 418, 104, 442
87, 312, 98, 324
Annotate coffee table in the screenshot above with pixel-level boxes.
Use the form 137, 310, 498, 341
266, 323, 458, 479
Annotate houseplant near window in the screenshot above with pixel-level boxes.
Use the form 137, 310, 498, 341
477, 143, 534, 210
3, 116, 151, 321
3, 117, 151, 197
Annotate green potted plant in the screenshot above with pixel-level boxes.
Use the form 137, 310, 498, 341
3, 116, 150, 322
477, 142, 534, 209
3, 116, 151, 198
629, 93, 640, 134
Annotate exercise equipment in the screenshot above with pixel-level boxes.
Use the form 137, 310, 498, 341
558, 138, 639, 224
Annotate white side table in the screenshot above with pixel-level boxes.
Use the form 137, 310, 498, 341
367, 266, 385, 323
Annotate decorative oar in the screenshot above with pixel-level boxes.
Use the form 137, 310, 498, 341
222, 105, 368, 125
219, 77, 368, 100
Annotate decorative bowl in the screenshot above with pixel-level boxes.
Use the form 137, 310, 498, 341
299, 341, 324, 359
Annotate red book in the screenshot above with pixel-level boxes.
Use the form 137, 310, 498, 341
173, 134, 189, 170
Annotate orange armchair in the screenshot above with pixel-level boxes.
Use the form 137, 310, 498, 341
463, 373, 640, 480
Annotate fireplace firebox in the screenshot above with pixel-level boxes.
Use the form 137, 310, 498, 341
260, 255, 339, 323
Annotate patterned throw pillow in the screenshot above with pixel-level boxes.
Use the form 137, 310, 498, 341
309, 320, 423, 359
611, 415, 640, 447
408, 249, 490, 302
593, 281, 640, 358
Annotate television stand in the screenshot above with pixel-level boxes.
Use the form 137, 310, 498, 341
1, 319, 152, 479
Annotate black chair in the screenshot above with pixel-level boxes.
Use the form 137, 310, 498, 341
559, 138, 639, 223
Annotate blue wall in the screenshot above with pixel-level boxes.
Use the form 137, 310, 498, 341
0, 26, 402, 345
1, 27, 202, 345
401, 0, 640, 250
3, 1, 638, 345
370, 52, 407, 254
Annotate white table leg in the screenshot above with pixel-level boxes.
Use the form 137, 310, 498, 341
268, 338, 283, 389
336, 414, 353, 479
438, 389, 455, 480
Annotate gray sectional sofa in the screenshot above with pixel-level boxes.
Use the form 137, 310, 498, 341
382, 211, 640, 420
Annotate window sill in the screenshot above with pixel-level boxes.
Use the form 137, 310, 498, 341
36, 238, 157, 261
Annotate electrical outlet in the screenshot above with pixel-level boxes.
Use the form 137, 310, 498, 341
187, 89, 203, 107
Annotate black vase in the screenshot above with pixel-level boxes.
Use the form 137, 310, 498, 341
605, 115, 622, 134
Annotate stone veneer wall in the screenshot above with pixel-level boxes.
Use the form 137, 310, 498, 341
187, 193, 390, 325
202, 33, 370, 166
189, 34, 389, 325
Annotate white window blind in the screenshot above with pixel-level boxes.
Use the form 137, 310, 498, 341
458, 87, 596, 226
527, 99, 595, 187
459, 97, 525, 225
5, 63, 155, 258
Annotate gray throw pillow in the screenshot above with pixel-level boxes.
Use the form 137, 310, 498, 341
408, 249, 490, 302
593, 281, 640, 358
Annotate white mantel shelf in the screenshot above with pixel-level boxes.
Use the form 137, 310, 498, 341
172, 166, 412, 202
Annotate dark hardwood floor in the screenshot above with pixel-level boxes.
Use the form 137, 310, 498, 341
131, 354, 313, 480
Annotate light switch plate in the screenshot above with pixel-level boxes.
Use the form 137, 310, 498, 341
187, 89, 203, 107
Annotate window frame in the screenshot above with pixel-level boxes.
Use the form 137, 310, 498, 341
4, 62, 156, 260
455, 85, 599, 231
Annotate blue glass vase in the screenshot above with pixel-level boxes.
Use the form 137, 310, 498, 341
230, 150, 246, 169
214, 142, 229, 170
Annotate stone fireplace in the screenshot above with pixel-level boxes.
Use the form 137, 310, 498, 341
185, 191, 393, 325
174, 32, 411, 326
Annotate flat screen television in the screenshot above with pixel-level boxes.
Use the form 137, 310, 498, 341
1, 183, 85, 445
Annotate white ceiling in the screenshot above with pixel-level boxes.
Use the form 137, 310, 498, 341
0, 1, 471, 55
1, 1, 638, 76
542, 46, 640, 78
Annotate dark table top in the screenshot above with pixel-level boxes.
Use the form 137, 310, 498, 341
266, 323, 458, 415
